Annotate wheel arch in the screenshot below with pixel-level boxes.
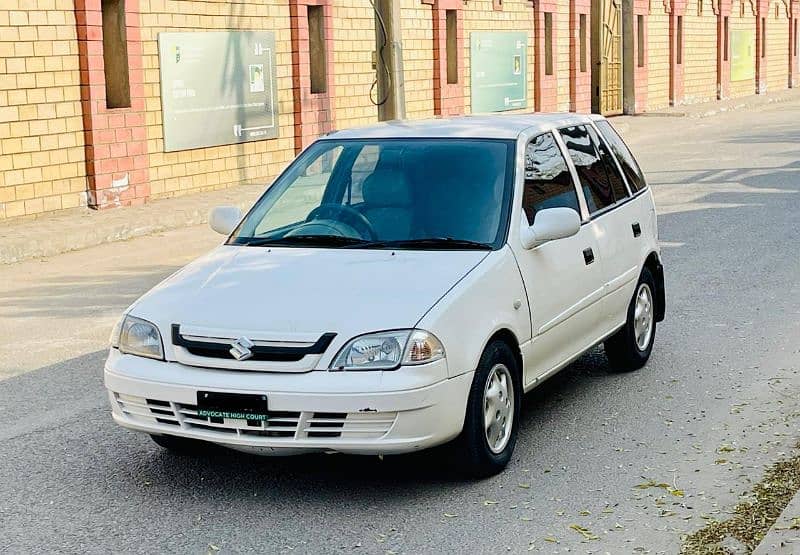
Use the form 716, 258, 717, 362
643, 251, 665, 322
484, 328, 524, 378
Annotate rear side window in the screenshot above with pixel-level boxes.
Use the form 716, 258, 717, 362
522, 132, 580, 224
559, 125, 613, 213
589, 125, 629, 202
559, 125, 628, 213
594, 120, 648, 192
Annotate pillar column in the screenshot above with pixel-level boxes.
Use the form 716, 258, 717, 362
289, 0, 335, 153
716, 0, 732, 98
75, 0, 149, 209
431, 0, 465, 116
668, 0, 687, 106
755, 0, 769, 93
534, 0, 559, 111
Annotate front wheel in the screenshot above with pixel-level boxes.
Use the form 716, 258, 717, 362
604, 267, 657, 372
457, 340, 522, 478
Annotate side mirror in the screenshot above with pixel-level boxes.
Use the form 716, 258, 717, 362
209, 206, 243, 236
520, 207, 581, 249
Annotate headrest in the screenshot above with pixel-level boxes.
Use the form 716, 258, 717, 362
362, 170, 411, 207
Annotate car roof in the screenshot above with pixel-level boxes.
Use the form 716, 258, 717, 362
322, 112, 605, 141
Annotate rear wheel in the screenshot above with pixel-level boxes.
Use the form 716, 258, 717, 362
604, 267, 657, 371
457, 340, 522, 478
149, 434, 208, 455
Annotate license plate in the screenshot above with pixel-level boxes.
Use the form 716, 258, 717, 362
196, 391, 268, 421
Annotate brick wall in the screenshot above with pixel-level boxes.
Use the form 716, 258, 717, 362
3, 0, 800, 220
730, 0, 757, 97
648, 1, 671, 109
766, 0, 790, 90
683, 0, 719, 103
462, 0, 536, 113
0, 0, 86, 219
402, 0, 435, 119
140, 0, 296, 200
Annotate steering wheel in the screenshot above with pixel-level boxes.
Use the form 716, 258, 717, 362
306, 203, 377, 240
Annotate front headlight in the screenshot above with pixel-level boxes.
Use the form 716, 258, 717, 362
330, 329, 445, 371
114, 315, 164, 360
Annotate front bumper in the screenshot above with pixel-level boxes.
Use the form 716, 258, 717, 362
104, 350, 473, 455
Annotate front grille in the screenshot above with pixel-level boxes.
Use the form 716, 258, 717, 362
171, 325, 337, 363
113, 393, 397, 441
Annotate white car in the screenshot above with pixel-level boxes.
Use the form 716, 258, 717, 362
105, 113, 664, 477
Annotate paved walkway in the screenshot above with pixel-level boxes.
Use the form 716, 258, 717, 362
2, 88, 799, 265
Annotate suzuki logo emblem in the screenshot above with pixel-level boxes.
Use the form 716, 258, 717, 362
230, 337, 254, 361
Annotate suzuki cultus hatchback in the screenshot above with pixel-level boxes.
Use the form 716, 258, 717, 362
105, 114, 665, 477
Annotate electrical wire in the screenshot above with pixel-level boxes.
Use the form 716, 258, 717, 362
368, 0, 391, 106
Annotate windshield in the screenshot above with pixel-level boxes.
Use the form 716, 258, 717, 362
229, 138, 515, 250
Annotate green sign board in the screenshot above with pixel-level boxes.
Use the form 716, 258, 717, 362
470, 32, 528, 113
158, 31, 278, 152
730, 29, 755, 82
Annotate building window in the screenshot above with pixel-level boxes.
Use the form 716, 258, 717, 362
579, 14, 587, 73
698, 0, 703, 16
101, 0, 131, 109
446, 9, 458, 84
723, 16, 729, 61
795, 19, 798, 56
308, 6, 327, 94
761, 18, 766, 58
544, 12, 554, 76
676, 16, 683, 65
637, 15, 645, 67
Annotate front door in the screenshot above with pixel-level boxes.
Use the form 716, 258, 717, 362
592, 0, 624, 115
512, 132, 608, 388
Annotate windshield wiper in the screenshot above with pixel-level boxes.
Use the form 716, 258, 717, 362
240, 235, 370, 247
359, 237, 493, 250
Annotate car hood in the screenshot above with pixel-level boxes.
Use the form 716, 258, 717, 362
131, 245, 488, 353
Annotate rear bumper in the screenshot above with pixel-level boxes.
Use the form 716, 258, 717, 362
104, 350, 472, 455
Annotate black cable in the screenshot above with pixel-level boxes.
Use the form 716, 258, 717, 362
368, 0, 391, 106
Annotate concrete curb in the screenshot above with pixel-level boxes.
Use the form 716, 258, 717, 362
752, 489, 800, 554
0, 184, 264, 265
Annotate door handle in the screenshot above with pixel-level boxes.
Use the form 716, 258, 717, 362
583, 247, 595, 265
632, 222, 641, 237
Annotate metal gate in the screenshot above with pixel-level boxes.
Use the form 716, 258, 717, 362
592, 0, 624, 115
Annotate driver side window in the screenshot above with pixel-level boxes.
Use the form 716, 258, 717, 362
522, 132, 581, 225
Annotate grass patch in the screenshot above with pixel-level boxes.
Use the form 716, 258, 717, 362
682, 444, 800, 554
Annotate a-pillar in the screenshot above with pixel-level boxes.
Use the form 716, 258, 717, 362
534, 0, 559, 111
75, 0, 149, 209
289, 0, 335, 153
669, 0, 687, 106
716, 0, 733, 98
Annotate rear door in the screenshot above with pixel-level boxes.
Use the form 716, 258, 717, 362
557, 124, 642, 332
511, 131, 608, 387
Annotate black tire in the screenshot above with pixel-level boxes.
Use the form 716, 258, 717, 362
150, 434, 208, 455
604, 266, 657, 372
457, 340, 522, 478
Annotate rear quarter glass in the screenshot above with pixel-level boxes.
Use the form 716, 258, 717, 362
594, 120, 648, 192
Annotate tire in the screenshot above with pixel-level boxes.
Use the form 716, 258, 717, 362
604, 266, 657, 372
457, 340, 522, 478
149, 434, 208, 455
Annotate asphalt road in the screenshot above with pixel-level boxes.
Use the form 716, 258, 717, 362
2, 103, 800, 554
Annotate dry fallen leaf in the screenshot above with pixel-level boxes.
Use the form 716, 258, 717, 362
569, 524, 599, 540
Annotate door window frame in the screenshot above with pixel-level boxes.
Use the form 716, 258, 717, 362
521, 131, 589, 224
553, 121, 646, 224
